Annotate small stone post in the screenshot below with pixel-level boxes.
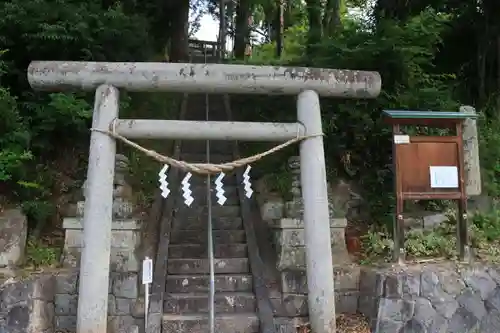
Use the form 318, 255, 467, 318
285, 156, 303, 218
297, 90, 336, 333
460, 105, 481, 197
77, 85, 118, 333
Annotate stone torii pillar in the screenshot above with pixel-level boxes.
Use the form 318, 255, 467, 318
27, 61, 382, 333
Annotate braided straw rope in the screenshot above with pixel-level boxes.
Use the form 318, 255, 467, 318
90, 119, 323, 175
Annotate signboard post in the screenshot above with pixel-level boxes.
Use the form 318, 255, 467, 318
383, 110, 478, 263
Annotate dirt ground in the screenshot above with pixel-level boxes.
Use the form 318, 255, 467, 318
336, 314, 370, 332
297, 314, 371, 333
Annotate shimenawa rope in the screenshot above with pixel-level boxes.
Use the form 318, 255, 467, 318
90, 119, 323, 175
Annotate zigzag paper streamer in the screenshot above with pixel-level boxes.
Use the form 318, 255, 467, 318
214, 172, 227, 205
181, 172, 194, 206
242, 166, 253, 198
158, 164, 170, 198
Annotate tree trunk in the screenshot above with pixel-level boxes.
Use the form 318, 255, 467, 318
276, 0, 284, 57
306, 0, 323, 57
322, 0, 341, 35
234, 0, 251, 59
169, 0, 190, 62
219, 0, 226, 58
496, 35, 500, 116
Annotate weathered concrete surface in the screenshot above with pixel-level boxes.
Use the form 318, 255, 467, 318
0, 274, 55, 333
460, 105, 482, 196
0, 209, 27, 268
27, 61, 382, 98
114, 119, 306, 141
359, 262, 500, 332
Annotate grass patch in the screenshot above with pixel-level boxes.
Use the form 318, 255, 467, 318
359, 209, 500, 264
24, 236, 61, 268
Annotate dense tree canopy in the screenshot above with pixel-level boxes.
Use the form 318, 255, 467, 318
2, 0, 500, 234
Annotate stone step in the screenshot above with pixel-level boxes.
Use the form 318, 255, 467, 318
162, 313, 259, 333
181, 109, 229, 122
166, 274, 253, 293
174, 187, 239, 207
181, 141, 233, 155
171, 172, 238, 187
164, 292, 256, 314
187, 174, 238, 186
169, 243, 248, 258
178, 214, 243, 229
170, 230, 246, 244
175, 205, 240, 219
179, 154, 234, 163
172, 216, 243, 230
168, 258, 250, 274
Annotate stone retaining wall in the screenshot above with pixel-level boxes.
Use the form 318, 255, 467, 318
0, 209, 27, 268
0, 274, 55, 333
52, 153, 143, 333
57, 217, 143, 333
359, 263, 500, 332
5, 261, 500, 333
274, 265, 361, 316
255, 156, 356, 319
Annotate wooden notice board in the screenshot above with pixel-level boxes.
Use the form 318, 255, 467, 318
382, 110, 478, 263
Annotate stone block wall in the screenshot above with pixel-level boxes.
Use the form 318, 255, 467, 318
274, 265, 361, 316
53, 154, 143, 333
255, 156, 355, 318
62, 217, 140, 272
0, 209, 28, 268
359, 263, 500, 332
58, 217, 143, 333
270, 217, 348, 271
0, 274, 55, 333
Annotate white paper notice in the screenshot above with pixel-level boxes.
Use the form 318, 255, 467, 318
142, 257, 153, 285
429, 166, 459, 188
394, 134, 410, 144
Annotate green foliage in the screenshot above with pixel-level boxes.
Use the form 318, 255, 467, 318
0, 54, 32, 183
469, 209, 500, 242
0, 0, 159, 235
242, 9, 459, 225
361, 210, 500, 263
0, 89, 31, 181
251, 24, 308, 63
478, 113, 500, 197
264, 166, 294, 200
360, 223, 457, 264
24, 237, 61, 268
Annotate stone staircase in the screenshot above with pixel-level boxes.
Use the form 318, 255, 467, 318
160, 91, 260, 332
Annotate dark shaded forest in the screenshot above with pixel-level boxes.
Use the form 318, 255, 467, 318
2, 0, 500, 261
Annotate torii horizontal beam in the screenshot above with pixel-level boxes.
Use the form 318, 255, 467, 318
113, 119, 305, 141
27, 61, 381, 97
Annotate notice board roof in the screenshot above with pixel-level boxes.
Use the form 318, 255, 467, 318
382, 110, 477, 127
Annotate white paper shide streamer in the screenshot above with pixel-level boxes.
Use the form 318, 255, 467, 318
158, 164, 170, 198
181, 172, 194, 206
214, 172, 227, 205
242, 165, 253, 198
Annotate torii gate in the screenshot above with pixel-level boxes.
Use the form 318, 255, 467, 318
27, 61, 381, 333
